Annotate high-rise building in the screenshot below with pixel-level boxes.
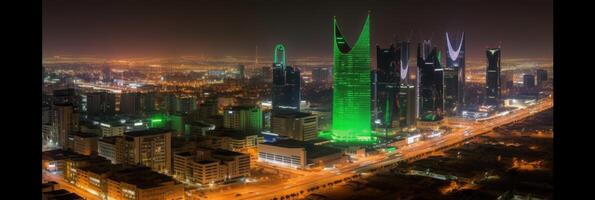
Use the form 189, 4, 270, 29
397, 40, 416, 128
331, 13, 373, 143
142, 92, 156, 113
54, 103, 80, 150
536, 69, 548, 85
120, 93, 142, 115
271, 112, 319, 141
375, 45, 399, 133
163, 93, 178, 114
312, 67, 331, 84
444, 32, 466, 115
523, 74, 536, 88
102, 65, 112, 83
398, 85, 416, 128
501, 70, 514, 97
485, 48, 501, 106
417, 41, 444, 121
223, 106, 262, 133
237, 64, 245, 83
272, 44, 301, 114
115, 129, 172, 174
177, 95, 197, 114
86, 92, 116, 116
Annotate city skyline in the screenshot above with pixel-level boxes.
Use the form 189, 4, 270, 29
43, 0, 553, 60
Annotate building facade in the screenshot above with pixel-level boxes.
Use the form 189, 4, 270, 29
417, 40, 444, 121
444, 32, 466, 115
271, 112, 319, 141
375, 45, 400, 134
485, 48, 501, 106
223, 106, 262, 133
331, 13, 373, 142
272, 44, 301, 114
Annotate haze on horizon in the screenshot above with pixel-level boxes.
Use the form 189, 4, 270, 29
43, 0, 553, 61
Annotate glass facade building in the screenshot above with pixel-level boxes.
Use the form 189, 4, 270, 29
272, 44, 301, 114
485, 48, 501, 106
331, 13, 374, 143
444, 32, 465, 115
417, 41, 444, 121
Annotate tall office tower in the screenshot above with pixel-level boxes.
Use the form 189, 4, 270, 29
523, 74, 536, 88
312, 67, 331, 84
272, 44, 301, 114
86, 92, 116, 116
417, 41, 444, 121
501, 70, 514, 97
142, 92, 156, 113
375, 45, 400, 133
120, 92, 142, 115
536, 69, 548, 85
485, 48, 501, 106
237, 64, 246, 84
102, 65, 111, 83
116, 129, 172, 174
223, 106, 263, 133
271, 112, 319, 141
331, 13, 373, 143
397, 40, 416, 128
54, 103, 79, 150
444, 32, 466, 115
398, 85, 416, 128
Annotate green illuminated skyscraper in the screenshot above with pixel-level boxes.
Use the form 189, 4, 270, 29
330, 13, 374, 143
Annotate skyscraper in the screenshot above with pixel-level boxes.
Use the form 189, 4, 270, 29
312, 67, 331, 84
331, 13, 373, 143
536, 69, 548, 86
397, 40, 417, 128
417, 40, 444, 121
54, 103, 79, 150
375, 45, 399, 133
501, 70, 514, 97
485, 48, 501, 106
272, 44, 301, 114
523, 74, 536, 88
444, 32, 466, 115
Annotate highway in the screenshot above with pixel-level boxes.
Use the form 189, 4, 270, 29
196, 97, 553, 200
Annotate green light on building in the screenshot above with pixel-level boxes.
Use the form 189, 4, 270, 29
330, 12, 376, 144
149, 114, 167, 128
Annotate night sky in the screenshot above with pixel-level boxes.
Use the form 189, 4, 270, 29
43, 0, 553, 60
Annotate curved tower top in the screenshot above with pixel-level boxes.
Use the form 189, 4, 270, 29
274, 44, 286, 66
446, 32, 465, 62
333, 13, 370, 54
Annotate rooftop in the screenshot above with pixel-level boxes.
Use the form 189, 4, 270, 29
262, 139, 343, 160
42, 149, 85, 161
272, 112, 314, 118
194, 159, 219, 165
99, 136, 120, 144
72, 132, 99, 138
206, 128, 257, 139
124, 128, 170, 137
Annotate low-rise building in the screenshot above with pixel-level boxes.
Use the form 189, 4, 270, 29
115, 129, 172, 174
258, 139, 344, 169
72, 132, 98, 156
173, 148, 250, 185
98, 136, 118, 164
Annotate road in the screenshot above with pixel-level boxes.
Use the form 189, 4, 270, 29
42, 171, 102, 200
195, 98, 553, 200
